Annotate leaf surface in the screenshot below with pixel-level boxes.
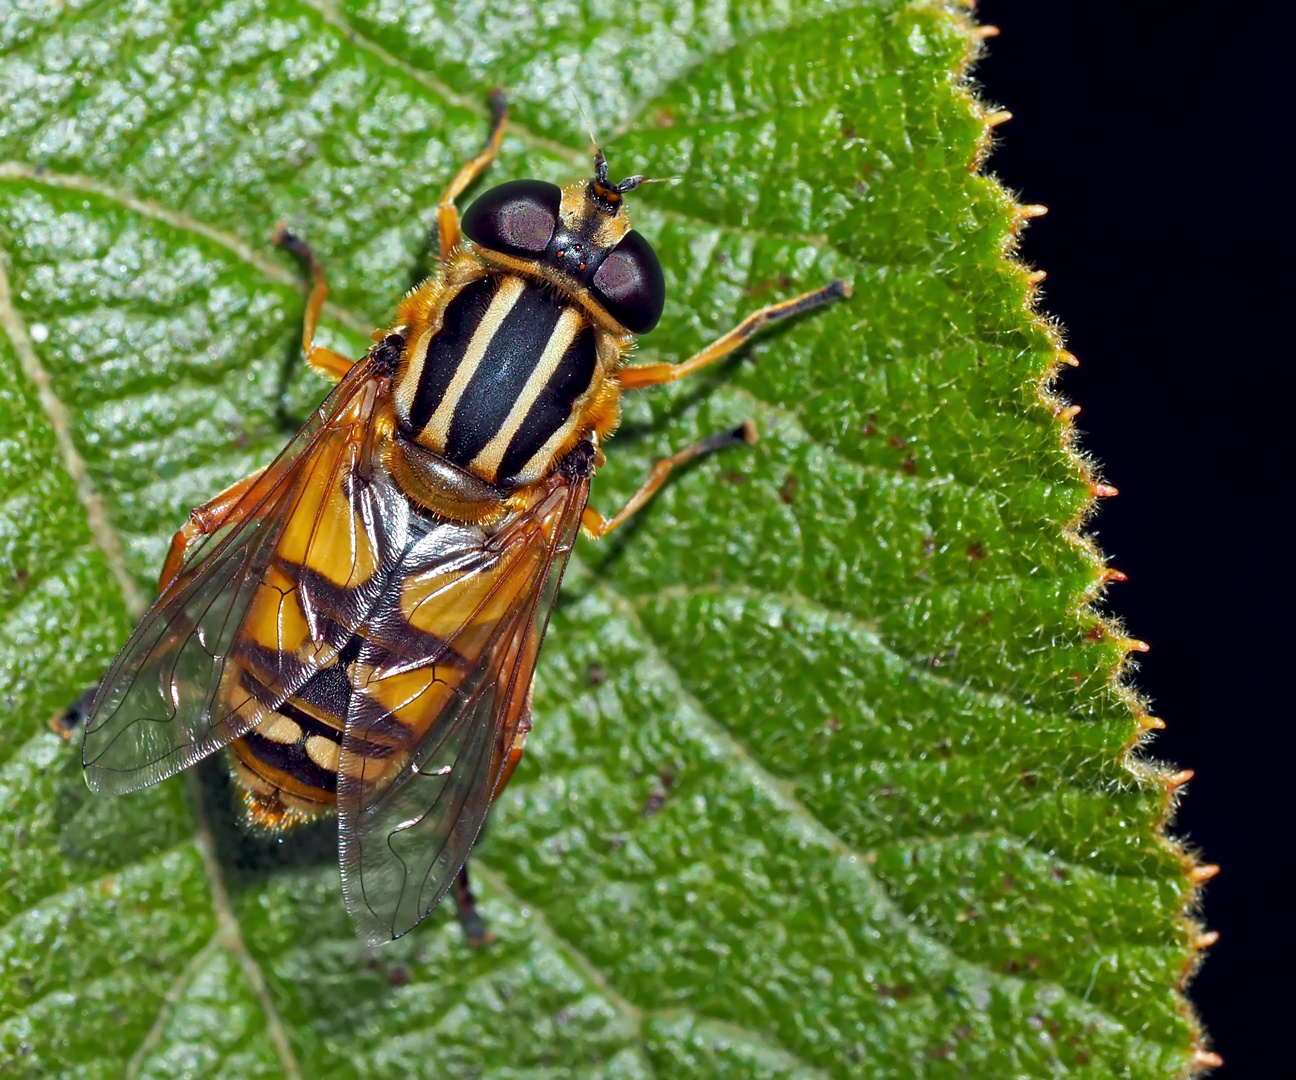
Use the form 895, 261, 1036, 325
0, 1, 1205, 1076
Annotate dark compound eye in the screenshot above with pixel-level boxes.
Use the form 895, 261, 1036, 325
461, 179, 561, 258
590, 230, 665, 334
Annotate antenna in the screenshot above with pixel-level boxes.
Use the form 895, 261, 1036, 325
569, 86, 600, 154
567, 87, 658, 197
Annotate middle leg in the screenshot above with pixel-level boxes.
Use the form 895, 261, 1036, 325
581, 422, 757, 538
273, 226, 356, 383
617, 279, 849, 391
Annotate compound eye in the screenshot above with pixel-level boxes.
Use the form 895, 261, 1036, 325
590, 230, 665, 334
461, 179, 561, 258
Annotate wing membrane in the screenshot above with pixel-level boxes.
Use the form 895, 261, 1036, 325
338, 471, 588, 943
83, 362, 410, 793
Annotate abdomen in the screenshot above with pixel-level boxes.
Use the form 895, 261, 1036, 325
224, 501, 535, 831
228, 639, 356, 829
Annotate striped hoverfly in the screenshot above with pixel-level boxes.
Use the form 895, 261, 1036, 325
73, 92, 848, 944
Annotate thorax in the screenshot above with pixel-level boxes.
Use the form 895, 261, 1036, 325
390, 262, 624, 491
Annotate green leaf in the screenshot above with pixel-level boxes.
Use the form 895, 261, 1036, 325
0, 1, 1209, 1076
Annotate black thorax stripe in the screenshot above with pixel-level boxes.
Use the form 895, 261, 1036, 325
405, 277, 497, 435
402, 273, 597, 485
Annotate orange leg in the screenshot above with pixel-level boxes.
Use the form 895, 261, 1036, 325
617, 279, 850, 391
495, 689, 534, 795
158, 467, 266, 593
272, 226, 355, 383
582, 421, 757, 538
437, 89, 508, 262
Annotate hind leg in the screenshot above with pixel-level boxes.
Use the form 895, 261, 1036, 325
452, 863, 495, 947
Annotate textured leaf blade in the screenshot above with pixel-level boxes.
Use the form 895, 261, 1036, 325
0, 1, 1206, 1077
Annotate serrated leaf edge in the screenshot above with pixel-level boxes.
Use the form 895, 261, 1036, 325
952, 4, 1217, 1072
0, 2, 1214, 1073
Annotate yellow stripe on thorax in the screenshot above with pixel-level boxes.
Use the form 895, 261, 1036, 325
419, 275, 526, 451
469, 306, 585, 482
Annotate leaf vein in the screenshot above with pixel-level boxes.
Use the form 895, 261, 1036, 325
299, 0, 587, 166
584, 566, 1163, 1041
0, 161, 374, 339
472, 860, 844, 1078
630, 580, 1104, 725
124, 933, 224, 1080
0, 838, 196, 937
0, 241, 146, 618
469, 859, 646, 1032
184, 772, 304, 1080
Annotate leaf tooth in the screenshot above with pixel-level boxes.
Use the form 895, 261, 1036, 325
1189, 863, 1222, 885
1025, 268, 1048, 284
1101, 567, 1128, 583
985, 109, 1014, 128
1138, 714, 1166, 731
1015, 203, 1050, 221
1092, 482, 1120, 498
1166, 768, 1195, 789
1192, 930, 1220, 951
975, 24, 1001, 39
1192, 1049, 1225, 1070
1058, 349, 1081, 367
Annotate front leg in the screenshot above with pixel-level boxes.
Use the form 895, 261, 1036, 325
272, 226, 356, 383
436, 90, 508, 261
617, 280, 849, 391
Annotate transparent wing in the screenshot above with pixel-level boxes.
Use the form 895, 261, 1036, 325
83, 362, 410, 794
338, 470, 589, 943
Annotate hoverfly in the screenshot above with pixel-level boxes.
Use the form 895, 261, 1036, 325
74, 92, 847, 944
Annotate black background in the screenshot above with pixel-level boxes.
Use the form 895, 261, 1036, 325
974, 1, 1292, 1074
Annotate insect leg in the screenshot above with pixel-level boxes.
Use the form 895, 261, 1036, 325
617, 279, 850, 390
494, 683, 534, 795
449, 682, 532, 946
157, 466, 267, 593
581, 421, 757, 537
50, 681, 101, 740
437, 89, 508, 262
453, 863, 496, 947
272, 225, 356, 382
